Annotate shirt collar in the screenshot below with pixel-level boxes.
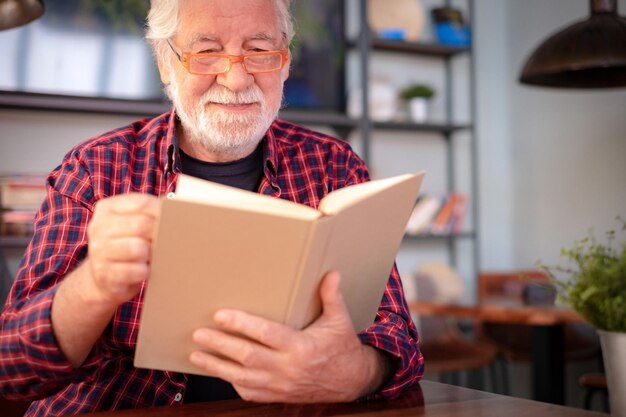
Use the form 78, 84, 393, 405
262, 121, 279, 183
164, 108, 181, 175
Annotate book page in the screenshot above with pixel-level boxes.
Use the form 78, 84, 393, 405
174, 174, 320, 220
318, 171, 425, 331
318, 172, 424, 216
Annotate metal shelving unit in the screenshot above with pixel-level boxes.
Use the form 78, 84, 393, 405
355, 0, 480, 279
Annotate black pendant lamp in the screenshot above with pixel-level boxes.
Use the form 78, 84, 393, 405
0, 0, 44, 31
519, 0, 626, 88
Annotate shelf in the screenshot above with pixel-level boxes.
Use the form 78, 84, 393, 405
278, 110, 357, 129
0, 235, 31, 248
349, 39, 470, 58
0, 92, 357, 136
0, 91, 170, 117
279, 113, 472, 135
403, 232, 476, 242
373, 121, 472, 134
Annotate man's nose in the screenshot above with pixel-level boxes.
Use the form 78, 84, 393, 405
216, 61, 255, 92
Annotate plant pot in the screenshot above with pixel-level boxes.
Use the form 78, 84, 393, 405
598, 330, 626, 417
409, 97, 429, 123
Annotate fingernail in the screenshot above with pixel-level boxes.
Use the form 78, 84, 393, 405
214, 310, 230, 324
193, 329, 211, 343
189, 351, 204, 365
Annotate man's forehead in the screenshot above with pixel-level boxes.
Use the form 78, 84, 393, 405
177, 0, 284, 48
187, 32, 278, 47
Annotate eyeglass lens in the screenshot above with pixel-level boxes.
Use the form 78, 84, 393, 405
190, 53, 283, 74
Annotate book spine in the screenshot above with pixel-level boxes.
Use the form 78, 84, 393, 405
431, 193, 458, 234
405, 195, 442, 235
405, 193, 467, 236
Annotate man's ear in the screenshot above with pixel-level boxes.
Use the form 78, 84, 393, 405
157, 53, 171, 85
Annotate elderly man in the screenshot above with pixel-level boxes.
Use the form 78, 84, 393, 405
0, 0, 424, 415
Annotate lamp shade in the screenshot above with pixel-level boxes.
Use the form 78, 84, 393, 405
519, 0, 626, 88
0, 0, 44, 31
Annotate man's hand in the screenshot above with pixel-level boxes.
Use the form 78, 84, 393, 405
52, 193, 160, 367
83, 193, 161, 305
188, 271, 393, 403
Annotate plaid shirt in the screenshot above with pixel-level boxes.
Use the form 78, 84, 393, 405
0, 110, 424, 416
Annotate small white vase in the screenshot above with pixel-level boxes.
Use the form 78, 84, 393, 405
409, 98, 429, 123
598, 330, 626, 417
347, 79, 397, 122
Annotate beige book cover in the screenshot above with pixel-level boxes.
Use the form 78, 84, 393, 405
134, 171, 425, 375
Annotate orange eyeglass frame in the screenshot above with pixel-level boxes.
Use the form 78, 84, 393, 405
167, 40, 289, 75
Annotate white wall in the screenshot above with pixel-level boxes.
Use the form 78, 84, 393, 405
474, 0, 514, 270
488, 0, 626, 268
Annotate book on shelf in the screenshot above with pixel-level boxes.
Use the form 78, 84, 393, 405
0, 174, 47, 238
405, 192, 466, 236
405, 195, 443, 235
0, 210, 37, 236
449, 193, 467, 234
431, 193, 463, 234
0, 174, 47, 210
134, 171, 425, 376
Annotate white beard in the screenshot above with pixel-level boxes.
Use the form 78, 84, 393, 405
167, 77, 281, 160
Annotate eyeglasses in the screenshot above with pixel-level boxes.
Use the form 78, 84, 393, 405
167, 40, 289, 75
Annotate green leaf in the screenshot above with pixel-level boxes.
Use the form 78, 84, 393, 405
539, 216, 626, 332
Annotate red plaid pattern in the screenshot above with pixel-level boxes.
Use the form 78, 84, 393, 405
0, 110, 424, 416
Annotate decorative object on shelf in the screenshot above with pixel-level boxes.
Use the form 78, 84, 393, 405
415, 261, 465, 303
430, 6, 471, 47
348, 77, 397, 122
368, 0, 425, 41
540, 216, 626, 417
519, 0, 626, 88
399, 83, 435, 123
0, 0, 43, 30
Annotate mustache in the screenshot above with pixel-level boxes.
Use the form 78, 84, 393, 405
201, 85, 264, 105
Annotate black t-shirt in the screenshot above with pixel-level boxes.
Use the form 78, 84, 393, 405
179, 142, 264, 403
179, 144, 263, 190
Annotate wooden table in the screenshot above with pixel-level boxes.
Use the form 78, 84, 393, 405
88, 381, 606, 417
409, 300, 586, 405
408, 300, 582, 326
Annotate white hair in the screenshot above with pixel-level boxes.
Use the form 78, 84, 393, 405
146, 0, 294, 62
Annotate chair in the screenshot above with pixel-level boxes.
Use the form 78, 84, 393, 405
579, 373, 609, 411
476, 271, 602, 394
413, 262, 501, 391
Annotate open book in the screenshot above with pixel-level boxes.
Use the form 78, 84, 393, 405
134, 171, 425, 375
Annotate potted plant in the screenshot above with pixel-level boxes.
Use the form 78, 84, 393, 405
399, 84, 435, 123
540, 217, 626, 416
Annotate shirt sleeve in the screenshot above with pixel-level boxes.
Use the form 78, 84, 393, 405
358, 264, 425, 399
343, 149, 425, 399
0, 155, 102, 399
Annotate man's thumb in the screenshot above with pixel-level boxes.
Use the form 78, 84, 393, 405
319, 270, 348, 318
